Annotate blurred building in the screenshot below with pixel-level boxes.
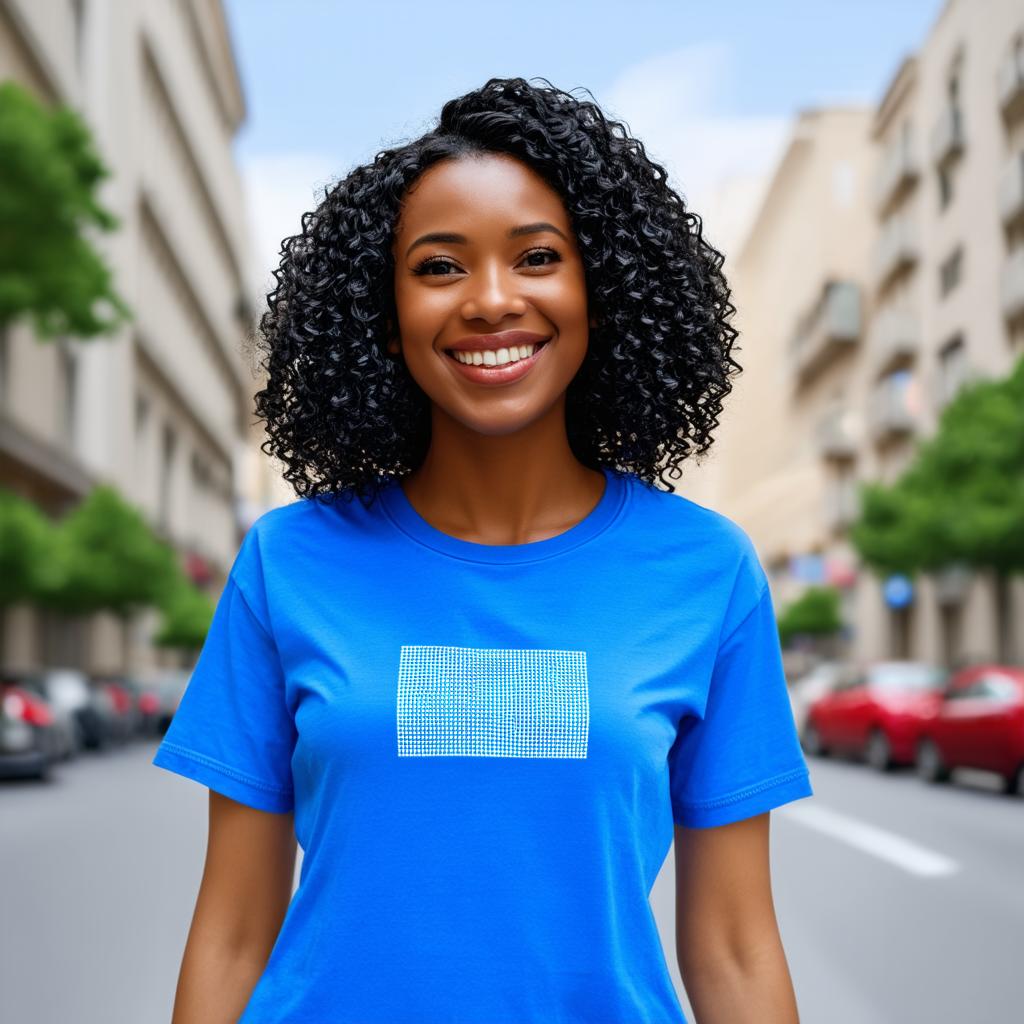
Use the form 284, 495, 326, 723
691, 0, 1024, 668
0, 0, 275, 672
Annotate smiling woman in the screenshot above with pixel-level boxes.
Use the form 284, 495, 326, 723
152, 75, 812, 1024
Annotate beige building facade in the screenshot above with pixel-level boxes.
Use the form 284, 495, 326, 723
689, 0, 1024, 670
0, 0, 266, 672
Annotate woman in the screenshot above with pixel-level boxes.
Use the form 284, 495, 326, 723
153, 76, 813, 1024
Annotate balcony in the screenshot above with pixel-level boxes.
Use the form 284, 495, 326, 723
824, 484, 860, 532
869, 371, 918, 444
998, 150, 1024, 229
873, 132, 919, 216
1001, 246, 1024, 324
871, 307, 920, 376
816, 407, 858, 461
789, 280, 862, 385
930, 107, 965, 167
997, 41, 1024, 123
873, 214, 919, 292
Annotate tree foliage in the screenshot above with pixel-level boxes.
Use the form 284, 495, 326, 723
850, 354, 1024, 577
153, 581, 215, 651
34, 484, 182, 616
0, 80, 131, 337
0, 488, 56, 605
777, 585, 843, 648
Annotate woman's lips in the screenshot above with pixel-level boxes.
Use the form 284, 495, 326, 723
443, 339, 550, 386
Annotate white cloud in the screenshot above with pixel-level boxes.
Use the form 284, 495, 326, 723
602, 43, 792, 259
238, 47, 793, 296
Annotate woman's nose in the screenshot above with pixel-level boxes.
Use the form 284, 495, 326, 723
460, 263, 528, 323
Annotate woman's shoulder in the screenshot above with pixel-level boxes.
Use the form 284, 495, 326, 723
624, 473, 757, 557
241, 491, 384, 565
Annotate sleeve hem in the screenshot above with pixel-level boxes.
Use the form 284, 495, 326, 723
672, 767, 813, 829
152, 742, 294, 814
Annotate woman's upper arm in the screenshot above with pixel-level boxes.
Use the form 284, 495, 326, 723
673, 812, 782, 973
191, 791, 298, 959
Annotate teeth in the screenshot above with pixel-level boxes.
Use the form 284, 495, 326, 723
451, 343, 539, 367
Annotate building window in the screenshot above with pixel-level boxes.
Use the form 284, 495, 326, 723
135, 393, 149, 435
939, 245, 963, 297
57, 339, 78, 445
159, 423, 176, 532
938, 334, 967, 407
0, 325, 8, 404
938, 164, 954, 209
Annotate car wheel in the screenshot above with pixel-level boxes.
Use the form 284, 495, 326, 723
865, 728, 892, 772
801, 722, 826, 757
1002, 764, 1024, 798
915, 738, 951, 784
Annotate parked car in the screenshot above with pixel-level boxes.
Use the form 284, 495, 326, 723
29, 668, 116, 750
151, 669, 192, 734
5, 669, 81, 762
90, 673, 149, 741
914, 664, 1024, 797
801, 660, 950, 771
124, 676, 163, 736
788, 660, 850, 735
0, 675, 57, 780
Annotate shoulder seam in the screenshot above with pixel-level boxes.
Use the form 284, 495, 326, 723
718, 579, 770, 649
227, 568, 277, 642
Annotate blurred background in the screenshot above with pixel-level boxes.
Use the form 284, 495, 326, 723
1, 1, 1022, 1022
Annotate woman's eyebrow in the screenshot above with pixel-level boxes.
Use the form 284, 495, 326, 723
405, 221, 568, 259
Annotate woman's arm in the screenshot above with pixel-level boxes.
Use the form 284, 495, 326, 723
674, 812, 801, 1024
168, 791, 298, 1024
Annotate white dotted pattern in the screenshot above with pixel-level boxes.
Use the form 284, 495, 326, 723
396, 645, 590, 758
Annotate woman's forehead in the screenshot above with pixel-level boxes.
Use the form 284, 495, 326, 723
394, 155, 570, 238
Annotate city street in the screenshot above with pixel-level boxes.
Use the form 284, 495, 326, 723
2, 741, 1021, 1024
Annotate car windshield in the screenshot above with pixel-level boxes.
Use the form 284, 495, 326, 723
869, 664, 948, 691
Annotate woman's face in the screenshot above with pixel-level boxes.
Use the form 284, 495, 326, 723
389, 153, 592, 436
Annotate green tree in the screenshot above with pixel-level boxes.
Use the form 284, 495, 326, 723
35, 484, 181, 616
0, 488, 56, 608
850, 354, 1024, 661
0, 80, 131, 338
777, 585, 843, 650
154, 581, 215, 652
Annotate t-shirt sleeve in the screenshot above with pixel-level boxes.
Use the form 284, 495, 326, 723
668, 547, 814, 829
151, 527, 297, 814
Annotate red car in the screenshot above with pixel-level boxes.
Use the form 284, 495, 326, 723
914, 664, 1024, 797
800, 660, 949, 772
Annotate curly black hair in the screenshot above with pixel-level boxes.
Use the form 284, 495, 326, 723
250, 75, 742, 507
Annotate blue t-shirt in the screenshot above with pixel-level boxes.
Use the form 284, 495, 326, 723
152, 466, 813, 1024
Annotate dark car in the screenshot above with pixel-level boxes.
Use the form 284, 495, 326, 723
801, 660, 949, 771
90, 673, 142, 742
6, 669, 82, 762
151, 669, 192, 734
31, 668, 116, 750
0, 675, 57, 780
914, 664, 1024, 797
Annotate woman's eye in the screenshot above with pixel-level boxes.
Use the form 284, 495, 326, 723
521, 248, 561, 268
413, 257, 459, 276
411, 248, 561, 277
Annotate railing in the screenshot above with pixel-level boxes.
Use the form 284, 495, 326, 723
930, 106, 965, 167
789, 280, 862, 385
873, 131, 919, 215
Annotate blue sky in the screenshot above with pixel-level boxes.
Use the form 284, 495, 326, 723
222, 0, 944, 292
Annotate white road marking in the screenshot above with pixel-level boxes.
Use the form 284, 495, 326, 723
776, 804, 961, 877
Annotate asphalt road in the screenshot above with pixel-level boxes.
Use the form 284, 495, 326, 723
2, 739, 1021, 1023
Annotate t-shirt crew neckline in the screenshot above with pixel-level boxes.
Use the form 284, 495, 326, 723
378, 465, 629, 564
